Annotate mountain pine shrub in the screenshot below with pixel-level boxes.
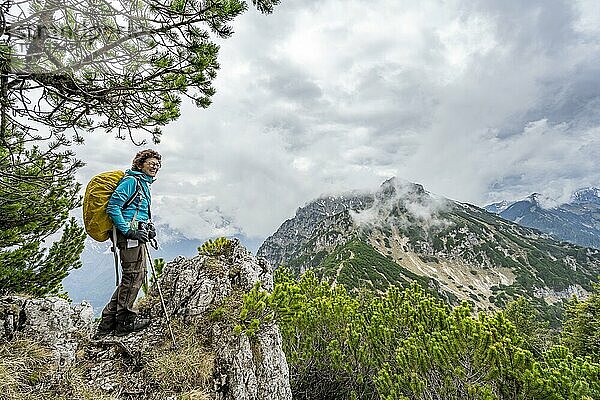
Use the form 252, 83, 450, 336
503, 296, 554, 356
562, 282, 600, 360
197, 237, 233, 257
240, 269, 600, 400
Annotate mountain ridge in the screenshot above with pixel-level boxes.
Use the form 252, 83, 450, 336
485, 187, 600, 249
258, 178, 600, 319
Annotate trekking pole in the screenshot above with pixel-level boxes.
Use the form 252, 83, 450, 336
145, 243, 178, 350
112, 227, 120, 286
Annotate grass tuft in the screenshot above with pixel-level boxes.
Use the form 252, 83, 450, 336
179, 389, 212, 400
0, 338, 53, 398
145, 320, 215, 395
0, 338, 116, 400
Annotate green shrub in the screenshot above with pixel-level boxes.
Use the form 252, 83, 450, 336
240, 270, 600, 400
503, 297, 554, 357
562, 282, 600, 360
197, 237, 233, 257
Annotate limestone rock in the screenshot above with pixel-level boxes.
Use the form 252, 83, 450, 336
154, 238, 291, 400
0, 296, 94, 368
2, 239, 292, 399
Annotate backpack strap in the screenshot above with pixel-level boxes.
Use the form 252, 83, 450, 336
122, 175, 142, 211
138, 178, 152, 220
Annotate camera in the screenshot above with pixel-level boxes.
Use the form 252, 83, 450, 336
139, 221, 156, 240
138, 221, 149, 232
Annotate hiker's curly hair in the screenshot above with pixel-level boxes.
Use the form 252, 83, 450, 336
132, 149, 162, 171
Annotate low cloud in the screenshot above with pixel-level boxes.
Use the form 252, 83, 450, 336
350, 178, 451, 232
73, 0, 600, 241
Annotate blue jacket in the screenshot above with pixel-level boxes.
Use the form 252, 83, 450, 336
106, 169, 153, 234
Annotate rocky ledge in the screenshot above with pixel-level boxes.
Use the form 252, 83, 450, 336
0, 239, 292, 400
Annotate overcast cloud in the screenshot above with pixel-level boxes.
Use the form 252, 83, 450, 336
73, 0, 600, 241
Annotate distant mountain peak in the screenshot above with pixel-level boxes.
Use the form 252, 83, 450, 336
376, 177, 427, 201
484, 200, 511, 214
571, 187, 600, 204
485, 187, 600, 249
527, 192, 540, 200
525, 193, 542, 206
520, 192, 562, 209
379, 177, 423, 191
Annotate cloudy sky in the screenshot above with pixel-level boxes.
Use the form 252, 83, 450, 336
74, 0, 600, 242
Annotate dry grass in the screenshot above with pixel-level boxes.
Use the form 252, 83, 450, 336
145, 320, 215, 396
0, 338, 117, 400
179, 389, 212, 400
45, 366, 119, 400
134, 292, 160, 314
204, 257, 226, 277
0, 339, 53, 399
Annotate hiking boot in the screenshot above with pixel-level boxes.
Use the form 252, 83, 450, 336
115, 317, 151, 336
93, 317, 116, 339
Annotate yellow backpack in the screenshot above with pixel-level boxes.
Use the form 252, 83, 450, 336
83, 170, 130, 242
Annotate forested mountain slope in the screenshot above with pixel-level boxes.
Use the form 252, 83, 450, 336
259, 179, 600, 314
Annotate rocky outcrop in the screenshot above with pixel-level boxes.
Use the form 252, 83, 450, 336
0, 239, 292, 399
212, 321, 290, 400
0, 296, 94, 369
153, 239, 291, 400
258, 193, 373, 270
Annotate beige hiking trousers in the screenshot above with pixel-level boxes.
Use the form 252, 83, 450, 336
100, 234, 147, 323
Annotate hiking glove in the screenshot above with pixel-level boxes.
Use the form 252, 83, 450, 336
148, 223, 157, 240
125, 229, 149, 243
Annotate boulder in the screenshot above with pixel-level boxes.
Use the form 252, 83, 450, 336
0, 296, 94, 368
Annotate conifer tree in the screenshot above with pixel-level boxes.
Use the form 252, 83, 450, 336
0, 127, 85, 296
504, 296, 553, 357
0, 0, 279, 296
1, 0, 279, 143
562, 282, 600, 359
